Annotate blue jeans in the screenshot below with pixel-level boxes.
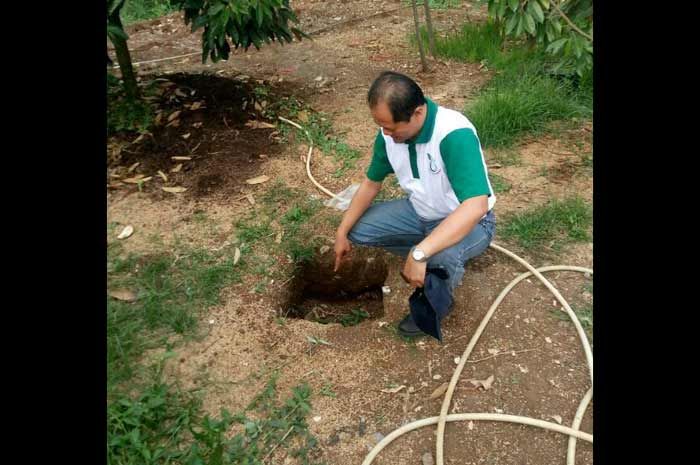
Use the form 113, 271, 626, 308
348, 199, 496, 295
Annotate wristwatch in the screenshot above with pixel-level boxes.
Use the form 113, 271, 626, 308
410, 246, 429, 263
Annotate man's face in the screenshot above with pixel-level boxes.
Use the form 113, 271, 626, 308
370, 101, 425, 144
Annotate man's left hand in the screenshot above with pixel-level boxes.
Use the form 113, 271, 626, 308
401, 256, 427, 288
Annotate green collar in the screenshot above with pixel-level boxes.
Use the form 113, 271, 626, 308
409, 97, 437, 145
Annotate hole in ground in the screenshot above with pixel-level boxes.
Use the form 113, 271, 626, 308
283, 249, 388, 326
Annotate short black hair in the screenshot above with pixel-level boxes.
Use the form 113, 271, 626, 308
367, 71, 426, 123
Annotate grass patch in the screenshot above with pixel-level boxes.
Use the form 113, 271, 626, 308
489, 173, 511, 193
120, 0, 178, 25
486, 148, 521, 167
411, 20, 592, 148
468, 74, 589, 148
108, 365, 324, 465
107, 246, 242, 387
269, 97, 361, 179
500, 197, 592, 251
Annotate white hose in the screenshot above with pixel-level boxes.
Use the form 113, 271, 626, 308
278, 116, 340, 200
278, 117, 594, 465
363, 413, 592, 465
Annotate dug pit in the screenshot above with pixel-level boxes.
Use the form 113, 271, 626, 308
281, 248, 388, 325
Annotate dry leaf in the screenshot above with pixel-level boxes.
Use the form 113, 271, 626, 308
421, 452, 434, 465
320, 245, 330, 254
467, 421, 474, 431
109, 289, 137, 301
193, 122, 203, 128
167, 111, 181, 122
190, 101, 205, 110
117, 225, 134, 239
297, 111, 309, 122
245, 120, 276, 129
182, 133, 191, 139
233, 247, 241, 266
245, 175, 270, 185
467, 375, 494, 390
518, 365, 529, 374
162, 186, 187, 193
155, 112, 165, 125
157, 171, 168, 182
545, 337, 552, 344
171, 156, 192, 161
487, 348, 499, 355
429, 382, 449, 400
275, 231, 283, 244
127, 162, 140, 173
171, 163, 183, 173
246, 194, 255, 205
175, 89, 187, 98
166, 119, 180, 128
132, 133, 151, 144
381, 385, 406, 394
122, 174, 145, 184
549, 415, 563, 424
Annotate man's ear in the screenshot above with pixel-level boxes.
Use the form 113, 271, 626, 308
413, 103, 426, 118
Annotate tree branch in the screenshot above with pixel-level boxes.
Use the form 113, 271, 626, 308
551, 1, 593, 42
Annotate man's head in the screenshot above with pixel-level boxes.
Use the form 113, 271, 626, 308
367, 71, 427, 144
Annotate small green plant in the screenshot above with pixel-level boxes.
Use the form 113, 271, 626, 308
500, 196, 592, 251
234, 219, 273, 244
339, 308, 370, 327
487, 148, 522, 167
306, 335, 332, 346
319, 382, 337, 398
489, 173, 512, 193
109, 368, 323, 465
275, 316, 287, 326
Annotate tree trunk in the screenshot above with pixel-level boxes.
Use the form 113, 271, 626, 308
108, 6, 139, 100
421, 1, 437, 59
411, 0, 429, 72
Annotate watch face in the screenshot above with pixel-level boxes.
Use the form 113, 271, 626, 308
413, 248, 425, 261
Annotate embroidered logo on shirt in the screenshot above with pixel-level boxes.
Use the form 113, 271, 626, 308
427, 153, 441, 174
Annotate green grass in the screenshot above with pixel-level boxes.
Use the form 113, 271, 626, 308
402, 0, 463, 9
468, 73, 589, 148
108, 365, 324, 465
500, 197, 592, 251
108, 246, 242, 387
120, 0, 178, 25
486, 148, 522, 167
411, 20, 592, 148
339, 308, 370, 327
550, 291, 593, 343
489, 173, 511, 193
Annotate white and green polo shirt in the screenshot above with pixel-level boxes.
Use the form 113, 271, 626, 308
366, 98, 495, 221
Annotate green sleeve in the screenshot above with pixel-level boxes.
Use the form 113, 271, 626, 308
366, 130, 394, 182
440, 128, 491, 202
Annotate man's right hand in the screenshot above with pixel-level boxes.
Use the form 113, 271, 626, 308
334, 234, 352, 272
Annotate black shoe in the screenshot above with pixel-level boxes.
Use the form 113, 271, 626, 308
397, 312, 425, 337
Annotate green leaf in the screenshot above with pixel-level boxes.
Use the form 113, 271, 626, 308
553, 18, 562, 34
209, 3, 225, 16
538, 0, 550, 9
508, 0, 519, 12
546, 37, 568, 54
505, 13, 519, 34
524, 12, 536, 34
528, 1, 544, 23
497, 1, 508, 17
488, 0, 497, 17
515, 15, 524, 36
256, 6, 263, 28
545, 21, 556, 42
